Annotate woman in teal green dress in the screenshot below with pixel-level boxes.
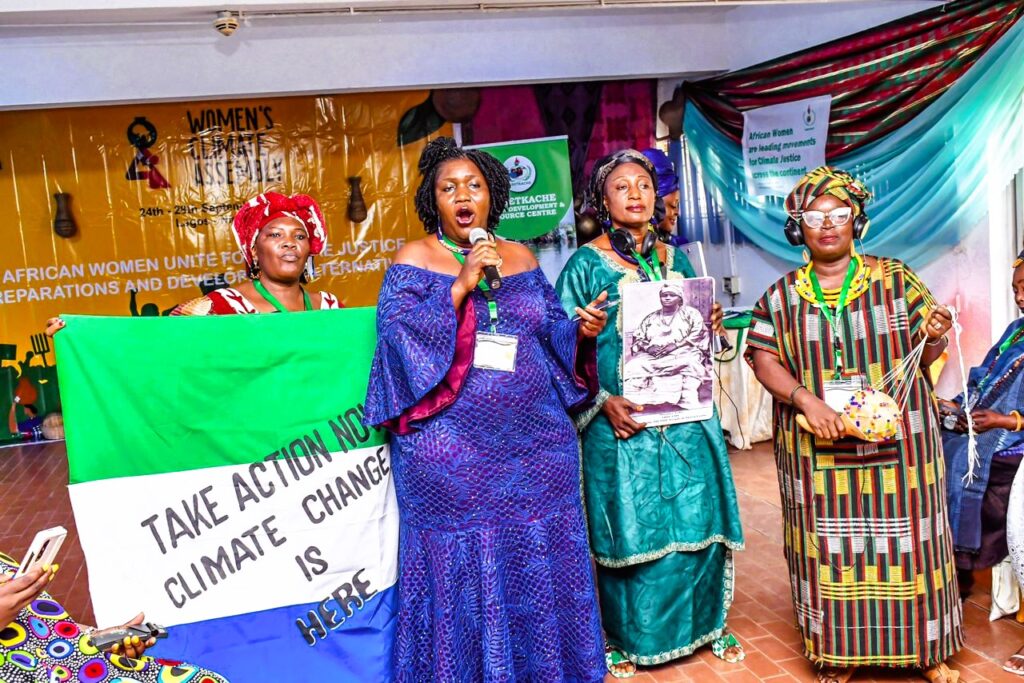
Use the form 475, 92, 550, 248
556, 150, 744, 678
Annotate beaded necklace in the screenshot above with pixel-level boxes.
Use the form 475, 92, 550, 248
975, 323, 1024, 397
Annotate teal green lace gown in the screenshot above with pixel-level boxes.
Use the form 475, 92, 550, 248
555, 243, 745, 665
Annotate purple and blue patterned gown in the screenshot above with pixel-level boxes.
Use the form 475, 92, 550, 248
364, 264, 605, 683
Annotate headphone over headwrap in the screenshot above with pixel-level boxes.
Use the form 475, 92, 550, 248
783, 166, 872, 246
588, 149, 660, 258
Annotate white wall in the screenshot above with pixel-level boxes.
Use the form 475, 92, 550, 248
919, 217, 995, 399
0, 2, 938, 110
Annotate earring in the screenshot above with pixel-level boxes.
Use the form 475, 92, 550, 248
304, 257, 316, 283
250, 255, 260, 280
801, 249, 810, 264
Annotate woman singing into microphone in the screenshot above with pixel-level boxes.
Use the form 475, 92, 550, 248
364, 137, 609, 682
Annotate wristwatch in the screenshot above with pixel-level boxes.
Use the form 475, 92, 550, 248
942, 413, 958, 430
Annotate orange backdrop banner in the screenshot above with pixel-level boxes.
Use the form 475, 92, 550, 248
0, 90, 450, 437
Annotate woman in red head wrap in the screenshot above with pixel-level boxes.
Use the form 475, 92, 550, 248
173, 192, 340, 315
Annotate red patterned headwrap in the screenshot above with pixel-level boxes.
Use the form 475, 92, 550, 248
232, 192, 328, 273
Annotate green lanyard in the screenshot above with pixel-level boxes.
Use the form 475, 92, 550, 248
441, 235, 499, 332
978, 324, 1024, 391
998, 325, 1024, 356
807, 258, 858, 380
634, 245, 663, 282
253, 279, 312, 313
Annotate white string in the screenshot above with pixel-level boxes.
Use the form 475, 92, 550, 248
950, 307, 979, 484
869, 303, 977, 482
877, 338, 926, 412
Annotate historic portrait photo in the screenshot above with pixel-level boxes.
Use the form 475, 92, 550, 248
621, 277, 715, 426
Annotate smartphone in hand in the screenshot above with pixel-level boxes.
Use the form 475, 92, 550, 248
88, 622, 168, 651
571, 298, 619, 321
13, 526, 67, 579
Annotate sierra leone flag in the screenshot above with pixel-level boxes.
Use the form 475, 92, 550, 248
55, 308, 398, 682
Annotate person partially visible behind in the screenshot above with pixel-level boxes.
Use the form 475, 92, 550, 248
7, 396, 43, 442
174, 192, 340, 315
938, 251, 1024, 675
0, 552, 229, 682
746, 166, 961, 683
640, 148, 680, 243
43, 193, 340, 333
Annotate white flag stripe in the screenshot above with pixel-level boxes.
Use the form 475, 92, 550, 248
70, 444, 398, 628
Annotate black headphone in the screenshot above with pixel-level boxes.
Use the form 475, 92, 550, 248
610, 226, 659, 259
784, 212, 869, 246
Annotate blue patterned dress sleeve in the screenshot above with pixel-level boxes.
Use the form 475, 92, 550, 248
536, 270, 598, 411
363, 264, 476, 433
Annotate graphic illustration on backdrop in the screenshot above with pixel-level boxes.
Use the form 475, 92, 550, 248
0, 90, 447, 442
125, 116, 170, 189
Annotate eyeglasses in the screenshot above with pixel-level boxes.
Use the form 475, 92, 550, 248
801, 207, 852, 229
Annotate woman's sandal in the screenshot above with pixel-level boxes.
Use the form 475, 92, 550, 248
605, 646, 636, 679
921, 661, 960, 683
1005, 647, 1024, 676
816, 665, 856, 683
710, 632, 746, 663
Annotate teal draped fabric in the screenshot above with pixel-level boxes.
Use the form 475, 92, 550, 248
683, 16, 1024, 267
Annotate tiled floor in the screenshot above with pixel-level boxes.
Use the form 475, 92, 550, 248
1, 440, 1022, 682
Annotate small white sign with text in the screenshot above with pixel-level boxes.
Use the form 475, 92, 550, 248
742, 95, 831, 196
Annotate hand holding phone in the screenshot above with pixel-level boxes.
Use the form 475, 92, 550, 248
571, 297, 619, 321
14, 526, 66, 579
0, 567, 53, 629
89, 621, 168, 653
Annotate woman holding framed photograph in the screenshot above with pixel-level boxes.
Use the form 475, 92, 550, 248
555, 149, 744, 678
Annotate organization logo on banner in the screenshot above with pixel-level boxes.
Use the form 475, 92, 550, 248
469, 136, 572, 240
803, 105, 816, 129
505, 155, 536, 192
125, 116, 170, 189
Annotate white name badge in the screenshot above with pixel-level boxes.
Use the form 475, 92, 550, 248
474, 332, 518, 372
823, 375, 866, 412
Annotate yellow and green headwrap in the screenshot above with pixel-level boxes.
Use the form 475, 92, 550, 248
784, 166, 872, 224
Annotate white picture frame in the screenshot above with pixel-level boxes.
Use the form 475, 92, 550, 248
621, 277, 715, 426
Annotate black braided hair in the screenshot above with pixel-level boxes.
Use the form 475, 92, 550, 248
587, 149, 658, 225
414, 136, 511, 233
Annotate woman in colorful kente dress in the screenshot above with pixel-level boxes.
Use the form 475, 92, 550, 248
173, 192, 340, 315
745, 167, 962, 683
363, 137, 609, 682
555, 149, 745, 678
0, 553, 228, 682
938, 251, 1024, 675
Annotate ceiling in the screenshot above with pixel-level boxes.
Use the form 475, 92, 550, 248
0, 0, 884, 27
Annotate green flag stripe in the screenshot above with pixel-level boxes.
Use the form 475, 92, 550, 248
57, 308, 384, 484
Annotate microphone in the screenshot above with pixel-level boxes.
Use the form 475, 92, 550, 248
714, 334, 734, 354
469, 228, 502, 290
